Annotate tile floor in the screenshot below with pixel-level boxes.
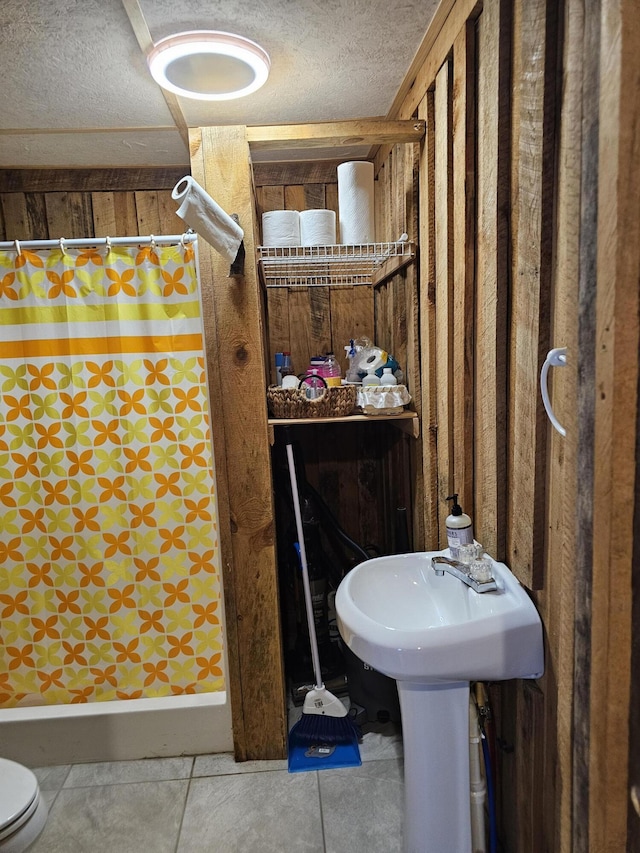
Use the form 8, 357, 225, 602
28, 724, 404, 853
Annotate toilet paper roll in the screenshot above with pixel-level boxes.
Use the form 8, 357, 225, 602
337, 161, 375, 245
262, 210, 300, 247
171, 176, 244, 264
299, 209, 337, 246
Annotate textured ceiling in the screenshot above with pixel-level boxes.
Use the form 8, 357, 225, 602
0, 0, 439, 168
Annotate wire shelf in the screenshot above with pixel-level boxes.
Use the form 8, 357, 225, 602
257, 241, 414, 287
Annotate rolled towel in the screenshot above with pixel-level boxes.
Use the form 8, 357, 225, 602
172, 176, 244, 264
337, 161, 375, 244
299, 209, 336, 246
262, 210, 300, 247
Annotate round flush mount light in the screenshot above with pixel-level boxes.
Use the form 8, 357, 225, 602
147, 30, 270, 101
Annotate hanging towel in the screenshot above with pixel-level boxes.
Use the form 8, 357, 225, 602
172, 175, 244, 264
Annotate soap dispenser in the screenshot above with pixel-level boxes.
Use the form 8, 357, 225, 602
445, 494, 474, 558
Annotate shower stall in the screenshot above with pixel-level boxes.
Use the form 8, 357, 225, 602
0, 234, 233, 764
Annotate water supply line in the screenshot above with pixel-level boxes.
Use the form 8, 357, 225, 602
469, 696, 488, 853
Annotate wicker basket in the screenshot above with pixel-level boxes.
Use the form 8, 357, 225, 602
267, 384, 357, 419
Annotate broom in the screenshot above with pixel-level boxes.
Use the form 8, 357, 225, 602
285, 441, 361, 748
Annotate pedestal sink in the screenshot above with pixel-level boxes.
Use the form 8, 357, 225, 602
335, 549, 544, 853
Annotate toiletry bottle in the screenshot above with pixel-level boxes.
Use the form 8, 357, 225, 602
280, 351, 294, 381
362, 368, 381, 386
275, 352, 284, 385
380, 367, 397, 386
445, 494, 473, 558
344, 340, 360, 383
324, 352, 342, 387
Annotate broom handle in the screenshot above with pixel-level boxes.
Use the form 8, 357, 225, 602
286, 443, 324, 691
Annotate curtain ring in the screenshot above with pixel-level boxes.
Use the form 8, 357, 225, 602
59, 237, 67, 256
180, 233, 188, 250
105, 236, 112, 255
14, 239, 22, 256
149, 234, 156, 250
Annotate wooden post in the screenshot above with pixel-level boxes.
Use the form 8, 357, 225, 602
190, 126, 287, 760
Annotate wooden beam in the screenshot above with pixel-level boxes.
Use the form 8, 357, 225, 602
387, 0, 482, 122
507, 0, 558, 589
434, 59, 455, 541
473, 0, 511, 561
451, 21, 476, 522
247, 120, 425, 150
541, 0, 583, 846
418, 90, 439, 550
589, 0, 640, 847
190, 126, 287, 761
120, 0, 190, 150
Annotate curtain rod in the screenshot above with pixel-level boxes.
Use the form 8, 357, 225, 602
0, 233, 197, 253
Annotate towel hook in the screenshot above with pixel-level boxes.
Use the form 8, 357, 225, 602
540, 347, 568, 437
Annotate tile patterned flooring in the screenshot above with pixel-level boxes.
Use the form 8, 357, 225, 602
28, 725, 404, 852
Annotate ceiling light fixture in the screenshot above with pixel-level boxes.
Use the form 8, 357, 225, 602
147, 30, 270, 101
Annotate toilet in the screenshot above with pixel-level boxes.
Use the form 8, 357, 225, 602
0, 759, 48, 852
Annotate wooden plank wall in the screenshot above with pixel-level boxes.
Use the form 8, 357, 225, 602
0, 185, 184, 243
381, 0, 639, 849
376, 0, 584, 849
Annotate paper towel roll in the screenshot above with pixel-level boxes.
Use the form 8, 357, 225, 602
299, 209, 336, 246
262, 210, 300, 247
171, 176, 243, 264
337, 161, 375, 245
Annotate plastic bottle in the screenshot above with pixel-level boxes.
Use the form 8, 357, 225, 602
324, 352, 342, 387
344, 340, 360, 383
380, 367, 397, 386
362, 368, 381, 386
275, 352, 284, 385
280, 351, 294, 382
445, 493, 474, 558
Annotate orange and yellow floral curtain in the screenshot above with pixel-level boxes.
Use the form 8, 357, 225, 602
0, 239, 225, 707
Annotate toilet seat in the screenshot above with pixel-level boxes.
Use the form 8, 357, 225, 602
0, 759, 48, 852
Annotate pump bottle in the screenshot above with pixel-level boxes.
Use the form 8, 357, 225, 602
445, 494, 473, 558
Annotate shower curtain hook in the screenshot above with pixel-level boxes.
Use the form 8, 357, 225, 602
105, 236, 112, 255
14, 239, 21, 256
59, 237, 67, 256
180, 232, 188, 250
149, 234, 156, 250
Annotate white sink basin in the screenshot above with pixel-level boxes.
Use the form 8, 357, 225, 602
335, 549, 544, 683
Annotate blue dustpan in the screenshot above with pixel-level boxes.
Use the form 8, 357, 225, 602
288, 725, 362, 773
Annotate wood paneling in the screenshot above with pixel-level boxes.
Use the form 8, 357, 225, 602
507, 0, 558, 589
589, 0, 640, 847
434, 60, 455, 538
452, 23, 476, 521
0, 168, 186, 193
474, 0, 511, 562
418, 91, 439, 549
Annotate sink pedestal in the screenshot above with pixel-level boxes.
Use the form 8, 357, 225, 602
397, 680, 472, 853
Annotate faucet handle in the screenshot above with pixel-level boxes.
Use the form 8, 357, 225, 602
469, 556, 494, 584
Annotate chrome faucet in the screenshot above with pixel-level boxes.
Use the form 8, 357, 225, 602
431, 556, 497, 594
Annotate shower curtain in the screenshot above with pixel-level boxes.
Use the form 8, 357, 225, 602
0, 238, 225, 708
